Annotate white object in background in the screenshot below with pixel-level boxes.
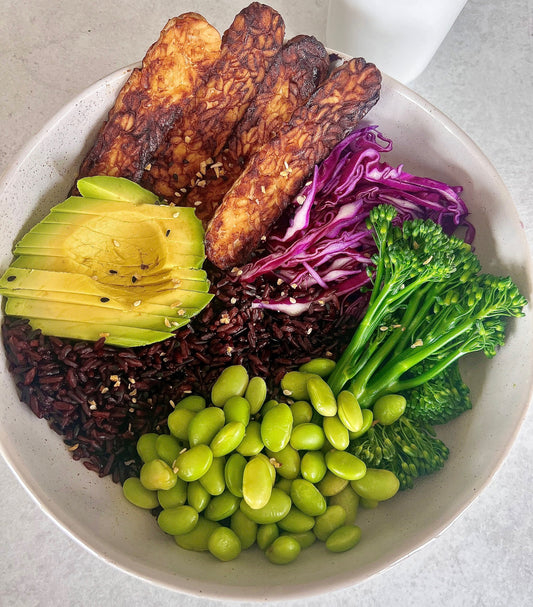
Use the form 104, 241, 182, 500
326, 0, 468, 83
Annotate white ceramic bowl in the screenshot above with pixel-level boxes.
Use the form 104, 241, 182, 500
0, 64, 532, 602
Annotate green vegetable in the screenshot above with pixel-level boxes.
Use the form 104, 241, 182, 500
348, 416, 450, 489
327, 204, 526, 411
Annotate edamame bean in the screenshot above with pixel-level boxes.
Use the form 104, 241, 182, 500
188, 407, 225, 447
274, 478, 293, 495
239, 488, 291, 524
261, 403, 293, 452
256, 453, 276, 486
325, 525, 362, 553
359, 497, 379, 509
372, 394, 406, 425
313, 505, 346, 541
348, 408, 373, 439
242, 455, 273, 510
157, 478, 187, 509
224, 452, 247, 497
167, 408, 196, 441
290, 400, 313, 426
277, 506, 315, 533
280, 371, 314, 400
236, 420, 264, 456
282, 530, 316, 549
350, 468, 400, 501
139, 458, 177, 491
337, 391, 363, 433
210, 421, 246, 457
307, 375, 337, 417
211, 365, 249, 407
316, 471, 349, 496
155, 434, 181, 466
123, 477, 159, 509
205, 490, 240, 521
187, 480, 211, 512
230, 509, 258, 550
199, 457, 226, 496
266, 444, 300, 480
260, 399, 279, 416
174, 445, 213, 482
158, 505, 198, 535
208, 527, 242, 561
245, 376, 267, 415
136, 433, 159, 463
174, 516, 219, 551
290, 479, 326, 517
223, 396, 250, 426
290, 422, 325, 451
300, 451, 327, 483
174, 395, 206, 412
256, 523, 279, 550
299, 358, 336, 378
265, 535, 300, 565
322, 415, 349, 450
325, 450, 367, 481
329, 485, 360, 525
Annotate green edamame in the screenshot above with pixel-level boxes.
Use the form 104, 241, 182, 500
230, 509, 258, 550
123, 477, 159, 509
306, 375, 337, 417
316, 470, 349, 496
313, 504, 346, 541
236, 420, 264, 456
281, 530, 316, 549
167, 408, 196, 441
265, 535, 300, 565
256, 523, 279, 550
157, 478, 188, 509
136, 433, 158, 463
277, 505, 315, 534
300, 450, 327, 483
199, 457, 226, 496
188, 406, 225, 447
372, 394, 406, 425
210, 421, 246, 457
224, 452, 247, 497
245, 376, 267, 415
208, 527, 242, 561
290, 400, 313, 426
139, 458, 177, 491
174, 395, 206, 412
329, 485, 359, 525
174, 516, 219, 551
158, 504, 198, 535
325, 450, 366, 481
187, 480, 211, 512
242, 455, 273, 510
290, 422, 325, 451
211, 365, 249, 407
204, 490, 240, 521
261, 403, 293, 452
290, 478, 326, 517
350, 468, 400, 501
155, 433, 181, 466
322, 415, 349, 450
280, 371, 314, 400
239, 488, 291, 524
337, 391, 363, 433
298, 358, 336, 378
348, 408, 373, 439
174, 444, 213, 482
223, 395, 250, 426
266, 444, 300, 480
325, 525, 362, 553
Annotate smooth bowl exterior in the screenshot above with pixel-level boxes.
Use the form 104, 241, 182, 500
0, 63, 532, 601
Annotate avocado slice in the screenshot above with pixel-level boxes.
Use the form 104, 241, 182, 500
0, 178, 213, 347
27, 317, 174, 348
76, 176, 161, 204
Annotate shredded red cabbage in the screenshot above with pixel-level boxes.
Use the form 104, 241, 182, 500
239, 125, 474, 314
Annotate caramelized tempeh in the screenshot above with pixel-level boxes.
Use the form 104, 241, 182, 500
141, 2, 285, 201
205, 57, 382, 269
73, 14, 221, 186
186, 35, 329, 225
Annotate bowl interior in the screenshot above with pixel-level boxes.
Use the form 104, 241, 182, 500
1, 64, 532, 602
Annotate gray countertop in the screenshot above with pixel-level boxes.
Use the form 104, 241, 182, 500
1, 1, 532, 605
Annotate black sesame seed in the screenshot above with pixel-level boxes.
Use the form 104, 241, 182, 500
131, 276, 137, 283
100, 297, 110, 303
165, 229, 171, 237
7, 275, 16, 282
109, 269, 118, 274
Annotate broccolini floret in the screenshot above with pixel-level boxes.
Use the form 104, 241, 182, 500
348, 416, 450, 490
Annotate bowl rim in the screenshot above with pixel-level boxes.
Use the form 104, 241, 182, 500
1, 59, 532, 601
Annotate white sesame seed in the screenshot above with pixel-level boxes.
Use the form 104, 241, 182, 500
133, 300, 142, 307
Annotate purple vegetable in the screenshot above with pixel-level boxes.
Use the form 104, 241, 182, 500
240, 126, 473, 315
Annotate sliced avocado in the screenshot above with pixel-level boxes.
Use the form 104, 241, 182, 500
5, 298, 190, 333
0, 267, 213, 313
27, 317, 174, 348
76, 176, 161, 204
0, 178, 212, 347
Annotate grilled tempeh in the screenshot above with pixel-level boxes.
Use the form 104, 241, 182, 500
205, 57, 382, 269
186, 35, 329, 225
73, 14, 221, 187
140, 2, 285, 202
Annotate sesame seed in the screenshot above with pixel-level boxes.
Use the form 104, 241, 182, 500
109, 269, 118, 274
6, 275, 16, 282
230, 297, 237, 304
283, 389, 292, 396
133, 300, 141, 307
194, 200, 202, 206
296, 195, 306, 205
261, 185, 266, 193
67, 444, 79, 451
144, 163, 152, 171
177, 309, 186, 316
184, 136, 191, 143
174, 191, 181, 197
100, 297, 110, 302
206, 157, 214, 165
196, 180, 206, 187
411, 338, 424, 348
113, 239, 120, 247
166, 229, 171, 237
173, 211, 180, 218
169, 400, 176, 409
289, 297, 297, 304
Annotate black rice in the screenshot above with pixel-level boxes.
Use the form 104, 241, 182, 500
1, 264, 365, 483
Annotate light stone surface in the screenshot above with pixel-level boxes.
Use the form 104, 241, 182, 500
0, 0, 532, 605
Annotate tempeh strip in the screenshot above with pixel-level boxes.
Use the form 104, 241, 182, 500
186, 35, 329, 225
205, 57, 382, 269
73, 14, 221, 186
141, 2, 285, 201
